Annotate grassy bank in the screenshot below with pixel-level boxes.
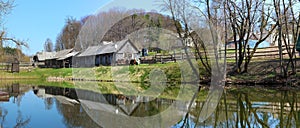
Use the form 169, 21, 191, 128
1, 63, 191, 83
0, 68, 72, 79
72, 62, 209, 83
1, 59, 299, 86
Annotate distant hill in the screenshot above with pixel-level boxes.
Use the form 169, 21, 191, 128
101, 12, 182, 50
74, 10, 182, 51
102, 12, 179, 42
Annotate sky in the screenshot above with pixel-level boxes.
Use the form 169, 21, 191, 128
4, 0, 159, 55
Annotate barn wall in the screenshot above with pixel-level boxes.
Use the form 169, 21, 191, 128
97, 53, 113, 66
74, 56, 96, 67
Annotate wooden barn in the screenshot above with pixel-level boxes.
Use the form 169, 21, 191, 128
75, 39, 140, 67
33, 49, 79, 68
74, 46, 100, 67
33, 52, 56, 68
45, 49, 77, 68
56, 51, 80, 68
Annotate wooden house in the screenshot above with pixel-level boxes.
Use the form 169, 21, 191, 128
57, 51, 80, 68
75, 39, 140, 67
75, 46, 100, 67
45, 49, 78, 68
33, 49, 78, 68
33, 52, 56, 68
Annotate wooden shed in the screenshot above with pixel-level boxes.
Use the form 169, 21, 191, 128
34, 49, 77, 68
57, 51, 80, 68
33, 51, 56, 68
11, 58, 20, 73
47, 49, 74, 68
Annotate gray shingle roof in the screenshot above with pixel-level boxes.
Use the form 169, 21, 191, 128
35, 49, 75, 61
97, 43, 116, 54
77, 39, 133, 57
53, 49, 74, 59
77, 45, 102, 57
36, 52, 56, 61
57, 51, 80, 60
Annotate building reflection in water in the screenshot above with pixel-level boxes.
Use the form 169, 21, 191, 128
0, 83, 299, 128
33, 85, 101, 128
34, 85, 187, 127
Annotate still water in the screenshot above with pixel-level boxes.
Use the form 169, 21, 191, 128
0, 83, 299, 128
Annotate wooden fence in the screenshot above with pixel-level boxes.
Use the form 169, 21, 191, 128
225, 45, 290, 59
140, 45, 295, 64
0, 62, 32, 72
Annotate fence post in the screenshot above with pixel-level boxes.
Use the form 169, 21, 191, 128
247, 44, 250, 61
173, 51, 176, 62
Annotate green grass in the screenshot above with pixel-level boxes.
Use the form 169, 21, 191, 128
0, 60, 234, 84
147, 52, 156, 56
0, 68, 73, 80
226, 49, 236, 54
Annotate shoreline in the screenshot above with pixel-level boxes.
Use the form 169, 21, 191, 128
1, 74, 299, 87
0, 59, 299, 89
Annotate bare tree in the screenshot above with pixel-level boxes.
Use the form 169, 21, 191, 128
74, 7, 131, 50
44, 38, 53, 52
55, 34, 64, 51
160, 0, 212, 74
56, 17, 82, 50
273, 0, 300, 77
0, 0, 28, 61
224, 0, 277, 73
0, 0, 14, 28
159, 0, 227, 126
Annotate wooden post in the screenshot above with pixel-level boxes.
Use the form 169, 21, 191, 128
173, 51, 176, 62
11, 58, 20, 73
247, 44, 250, 61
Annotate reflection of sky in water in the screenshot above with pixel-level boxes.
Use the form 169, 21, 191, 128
0, 85, 298, 128
172, 116, 196, 128
0, 91, 64, 128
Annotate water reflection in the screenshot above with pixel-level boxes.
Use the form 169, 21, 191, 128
35, 86, 102, 128
0, 83, 100, 128
0, 83, 299, 128
75, 86, 187, 127
177, 88, 300, 128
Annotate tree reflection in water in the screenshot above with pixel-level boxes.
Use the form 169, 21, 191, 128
177, 88, 300, 128
1, 83, 299, 128
0, 83, 31, 128
14, 110, 30, 128
0, 108, 31, 128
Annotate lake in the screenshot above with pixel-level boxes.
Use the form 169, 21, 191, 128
0, 83, 299, 128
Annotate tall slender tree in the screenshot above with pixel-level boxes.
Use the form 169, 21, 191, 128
44, 38, 53, 52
